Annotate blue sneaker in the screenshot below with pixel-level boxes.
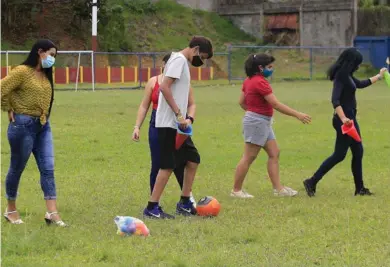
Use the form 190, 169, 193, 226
143, 205, 175, 219
176, 202, 197, 216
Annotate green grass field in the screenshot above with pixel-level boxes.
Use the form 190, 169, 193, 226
2, 81, 390, 267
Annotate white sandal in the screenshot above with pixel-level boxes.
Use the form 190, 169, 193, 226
44, 211, 67, 227
4, 209, 24, 224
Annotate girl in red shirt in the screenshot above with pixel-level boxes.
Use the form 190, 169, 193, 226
231, 53, 311, 198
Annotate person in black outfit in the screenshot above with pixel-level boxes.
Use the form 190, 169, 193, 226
303, 48, 388, 197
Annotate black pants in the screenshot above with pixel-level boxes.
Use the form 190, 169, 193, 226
311, 112, 364, 191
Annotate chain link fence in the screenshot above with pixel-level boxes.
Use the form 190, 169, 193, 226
1, 47, 377, 90
228, 46, 372, 81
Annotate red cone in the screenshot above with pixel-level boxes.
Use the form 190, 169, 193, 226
341, 121, 361, 142
175, 132, 189, 150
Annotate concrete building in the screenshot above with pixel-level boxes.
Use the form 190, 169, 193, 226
174, 0, 358, 47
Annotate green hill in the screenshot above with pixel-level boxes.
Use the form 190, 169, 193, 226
1, 0, 260, 79
2, 0, 376, 80
1, 0, 258, 52
103, 0, 259, 52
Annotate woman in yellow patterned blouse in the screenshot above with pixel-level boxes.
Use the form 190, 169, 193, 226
1, 39, 67, 227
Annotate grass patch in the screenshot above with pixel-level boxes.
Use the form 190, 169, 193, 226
2, 80, 390, 266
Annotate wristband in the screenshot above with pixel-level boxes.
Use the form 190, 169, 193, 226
187, 115, 194, 124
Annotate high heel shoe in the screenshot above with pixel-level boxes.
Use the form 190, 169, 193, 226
4, 209, 24, 224
44, 211, 67, 227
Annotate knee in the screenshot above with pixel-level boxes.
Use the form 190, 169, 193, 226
7, 168, 23, 177
9, 156, 29, 174
268, 149, 280, 161
352, 144, 364, 158
41, 170, 54, 180
186, 161, 198, 170
38, 157, 54, 173
333, 152, 347, 163
243, 154, 257, 164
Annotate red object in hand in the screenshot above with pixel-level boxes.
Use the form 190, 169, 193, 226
175, 133, 189, 150
175, 124, 193, 150
341, 120, 361, 142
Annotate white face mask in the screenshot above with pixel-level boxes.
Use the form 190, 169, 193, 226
41, 55, 55, 68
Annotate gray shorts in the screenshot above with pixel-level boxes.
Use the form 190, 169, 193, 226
243, 111, 275, 147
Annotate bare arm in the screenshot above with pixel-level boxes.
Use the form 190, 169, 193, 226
265, 93, 299, 117
239, 91, 246, 111
187, 86, 196, 118
134, 77, 155, 128
160, 76, 181, 115
264, 93, 311, 123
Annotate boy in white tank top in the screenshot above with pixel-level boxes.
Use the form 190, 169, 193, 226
143, 36, 213, 219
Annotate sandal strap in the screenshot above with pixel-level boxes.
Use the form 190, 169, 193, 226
4, 210, 18, 215
46, 211, 58, 217
4, 209, 24, 224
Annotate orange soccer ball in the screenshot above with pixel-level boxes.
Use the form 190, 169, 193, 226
196, 196, 221, 217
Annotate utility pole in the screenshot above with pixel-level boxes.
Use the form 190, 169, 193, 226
91, 0, 98, 51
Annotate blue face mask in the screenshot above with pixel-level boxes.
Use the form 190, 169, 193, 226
262, 68, 274, 78
41, 55, 55, 69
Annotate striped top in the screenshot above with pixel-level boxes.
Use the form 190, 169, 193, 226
0, 65, 53, 125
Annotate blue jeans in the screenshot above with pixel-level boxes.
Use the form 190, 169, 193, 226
5, 114, 56, 200
149, 109, 185, 194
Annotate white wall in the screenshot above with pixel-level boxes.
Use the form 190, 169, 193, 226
174, 0, 217, 11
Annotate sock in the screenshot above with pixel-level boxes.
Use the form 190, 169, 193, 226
180, 196, 190, 204
147, 201, 158, 210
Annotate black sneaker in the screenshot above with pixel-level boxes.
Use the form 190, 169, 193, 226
303, 179, 316, 197
355, 188, 373, 196
176, 201, 197, 216
143, 205, 175, 219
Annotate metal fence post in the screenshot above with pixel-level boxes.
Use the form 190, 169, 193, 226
228, 45, 232, 83
309, 48, 313, 80
6, 51, 9, 75
91, 51, 95, 92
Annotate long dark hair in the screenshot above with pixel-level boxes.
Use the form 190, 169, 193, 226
327, 48, 363, 81
162, 53, 171, 64
161, 53, 171, 73
23, 39, 57, 117
245, 53, 275, 77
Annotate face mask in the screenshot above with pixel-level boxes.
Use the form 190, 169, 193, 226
191, 50, 204, 67
262, 68, 274, 78
41, 55, 55, 69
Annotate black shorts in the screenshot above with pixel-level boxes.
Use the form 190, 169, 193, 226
157, 127, 201, 170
